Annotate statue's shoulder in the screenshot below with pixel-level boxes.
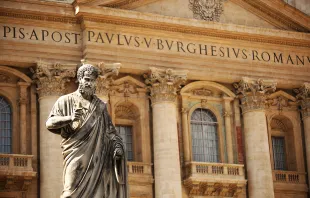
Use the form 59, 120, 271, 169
94, 95, 108, 110
56, 92, 76, 103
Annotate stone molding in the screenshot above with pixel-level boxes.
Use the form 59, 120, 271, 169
32, 61, 76, 98
95, 62, 121, 97
233, 77, 277, 113
144, 67, 188, 104
294, 83, 310, 118
189, 0, 224, 22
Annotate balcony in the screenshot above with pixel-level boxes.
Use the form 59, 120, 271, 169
0, 154, 37, 191
127, 162, 154, 198
183, 162, 247, 197
273, 170, 308, 195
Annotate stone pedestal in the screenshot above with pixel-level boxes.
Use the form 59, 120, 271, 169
33, 61, 76, 198
234, 77, 277, 198
145, 67, 187, 198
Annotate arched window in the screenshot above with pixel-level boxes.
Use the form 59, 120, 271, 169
0, 96, 12, 153
191, 108, 219, 162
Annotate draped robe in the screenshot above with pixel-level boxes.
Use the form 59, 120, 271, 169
48, 92, 128, 198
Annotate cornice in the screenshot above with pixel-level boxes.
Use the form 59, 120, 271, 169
74, 0, 159, 9
0, 8, 79, 24
231, 0, 310, 33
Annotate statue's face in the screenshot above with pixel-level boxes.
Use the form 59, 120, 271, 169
78, 71, 97, 96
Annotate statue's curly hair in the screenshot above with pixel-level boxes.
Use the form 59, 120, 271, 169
77, 64, 99, 80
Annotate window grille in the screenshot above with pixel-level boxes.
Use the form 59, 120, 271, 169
0, 96, 12, 153
191, 108, 219, 162
272, 136, 287, 170
115, 125, 133, 161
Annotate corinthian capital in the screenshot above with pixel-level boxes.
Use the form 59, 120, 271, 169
96, 62, 121, 98
32, 61, 76, 98
294, 83, 310, 118
233, 77, 277, 113
144, 67, 188, 104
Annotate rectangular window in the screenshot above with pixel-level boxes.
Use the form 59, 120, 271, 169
272, 136, 286, 170
115, 125, 133, 161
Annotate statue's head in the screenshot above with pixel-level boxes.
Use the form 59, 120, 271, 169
77, 64, 99, 96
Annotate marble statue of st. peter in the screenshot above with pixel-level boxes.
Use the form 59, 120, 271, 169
46, 64, 128, 198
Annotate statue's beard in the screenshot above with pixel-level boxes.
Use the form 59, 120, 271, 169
79, 84, 95, 96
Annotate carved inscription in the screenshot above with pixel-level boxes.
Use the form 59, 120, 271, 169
1, 24, 310, 66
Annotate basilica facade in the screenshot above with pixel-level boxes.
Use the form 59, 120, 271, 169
0, 0, 310, 198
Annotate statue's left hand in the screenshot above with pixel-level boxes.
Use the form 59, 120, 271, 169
113, 148, 124, 160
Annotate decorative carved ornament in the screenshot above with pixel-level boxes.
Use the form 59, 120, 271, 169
189, 0, 224, 22
266, 90, 297, 112
0, 176, 33, 192
294, 83, 310, 118
184, 181, 243, 197
112, 81, 139, 98
191, 88, 212, 96
223, 111, 232, 117
233, 77, 277, 113
32, 61, 76, 98
115, 104, 138, 120
95, 62, 120, 97
270, 118, 287, 131
144, 67, 188, 104
0, 74, 13, 83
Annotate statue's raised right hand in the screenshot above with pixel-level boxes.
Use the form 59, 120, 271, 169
71, 108, 83, 122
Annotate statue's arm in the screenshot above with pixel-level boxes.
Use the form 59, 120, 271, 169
46, 108, 82, 130
46, 116, 73, 130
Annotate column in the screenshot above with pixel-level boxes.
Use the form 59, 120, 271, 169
145, 67, 187, 198
234, 77, 276, 198
18, 82, 30, 154
33, 61, 76, 198
296, 83, 310, 186
223, 97, 234, 164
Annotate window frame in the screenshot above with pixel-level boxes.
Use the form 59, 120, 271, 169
115, 124, 136, 162
271, 135, 288, 170
0, 95, 13, 154
190, 108, 220, 163
115, 119, 136, 161
188, 104, 225, 163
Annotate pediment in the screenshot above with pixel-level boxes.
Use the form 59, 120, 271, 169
82, 0, 310, 32
110, 76, 146, 96
113, 76, 146, 88
266, 90, 297, 111
268, 90, 296, 102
